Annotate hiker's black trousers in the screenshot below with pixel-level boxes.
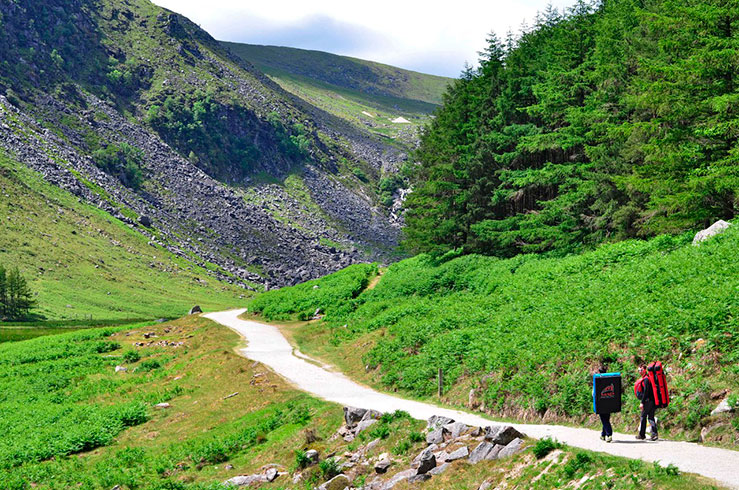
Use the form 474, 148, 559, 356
639, 399, 657, 437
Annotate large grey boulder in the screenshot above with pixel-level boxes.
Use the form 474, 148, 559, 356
344, 407, 368, 427
426, 428, 445, 445
447, 446, 469, 461
354, 418, 378, 434
318, 474, 350, 490
498, 438, 525, 458
444, 422, 468, 439
484, 425, 525, 446
416, 448, 436, 474
428, 463, 450, 475
468, 442, 501, 464
188, 305, 202, 315
693, 220, 732, 245
408, 474, 432, 483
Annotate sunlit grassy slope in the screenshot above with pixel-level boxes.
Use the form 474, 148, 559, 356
249, 229, 739, 445
0, 151, 244, 321
222, 42, 453, 146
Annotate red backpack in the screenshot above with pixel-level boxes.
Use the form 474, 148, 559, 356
634, 377, 647, 400
647, 361, 670, 408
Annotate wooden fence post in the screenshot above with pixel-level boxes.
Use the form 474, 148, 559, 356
438, 368, 443, 397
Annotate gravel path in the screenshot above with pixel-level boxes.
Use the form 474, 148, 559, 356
205, 309, 739, 488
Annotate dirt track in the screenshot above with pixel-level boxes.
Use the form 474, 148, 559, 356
205, 309, 739, 489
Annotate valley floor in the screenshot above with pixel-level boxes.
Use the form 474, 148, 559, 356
205, 309, 739, 489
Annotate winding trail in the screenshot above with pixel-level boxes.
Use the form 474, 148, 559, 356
205, 309, 739, 488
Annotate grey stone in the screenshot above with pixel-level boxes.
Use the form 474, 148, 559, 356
344, 406, 368, 427
711, 398, 737, 416
427, 415, 454, 430
375, 458, 391, 474
426, 428, 444, 445
693, 220, 732, 245
498, 438, 525, 458
443, 421, 468, 438
428, 463, 450, 476
318, 474, 350, 490
408, 474, 432, 484
265, 468, 278, 482
188, 305, 202, 315
469, 442, 501, 464
354, 418, 378, 434
115, 365, 128, 373
380, 469, 415, 490
224, 475, 266, 486
484, 425, 525, 446
138, 215, 152, 227
478, 481, 493, 490
415, 448, 436, 474
305, 449, 320, 464
155, 402, 170, 409
447, 446, 469, 461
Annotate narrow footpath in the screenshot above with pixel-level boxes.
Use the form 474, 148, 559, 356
204, 309, 739, 489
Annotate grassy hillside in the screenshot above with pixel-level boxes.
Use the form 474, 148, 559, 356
221, 43, 451, 105
0, 150, 244, 322
222, 42, 453, 147
0, 316, 720, 490
248, 228, 739, 445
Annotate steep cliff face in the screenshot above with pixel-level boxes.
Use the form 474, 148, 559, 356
0, 0, 407, 288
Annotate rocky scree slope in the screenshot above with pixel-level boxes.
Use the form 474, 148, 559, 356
0, 0, 404, 288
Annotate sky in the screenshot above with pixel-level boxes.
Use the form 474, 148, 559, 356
152, 0, 577, 78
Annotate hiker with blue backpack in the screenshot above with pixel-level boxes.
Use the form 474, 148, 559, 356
593, 366, 620, 443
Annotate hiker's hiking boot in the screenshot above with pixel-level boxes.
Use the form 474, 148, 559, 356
635, 434, 646, 440
606, 435, 612, 443
600, 435, 606, 441
650, 433, 658, 441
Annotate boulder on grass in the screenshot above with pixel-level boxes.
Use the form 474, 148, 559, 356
188, 305, 202, 315
498, 438, 525, 458
318, 474, 350, 490
484, 425, 525, 446
469, 442, 501, 464
693, 220, 732, 245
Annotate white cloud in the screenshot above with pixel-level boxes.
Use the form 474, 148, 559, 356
153, 0, 578, 77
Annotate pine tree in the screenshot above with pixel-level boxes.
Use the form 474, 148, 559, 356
4, 267, 35, 320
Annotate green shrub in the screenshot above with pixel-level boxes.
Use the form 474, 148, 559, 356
367, 424, 390, 440
122, 350, 141, 363
319, 457, 340, 480
138, 359, 161, 372
532, 437, 562, 459
408, 431, 424, 443
294, 449, 311, 470
563, 452, 593, 477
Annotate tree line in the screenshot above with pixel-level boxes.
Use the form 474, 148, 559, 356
404, 0, 738, 257
0, 265, 36, 320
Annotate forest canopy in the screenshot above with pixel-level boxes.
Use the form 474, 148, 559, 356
403, 0, 738, 257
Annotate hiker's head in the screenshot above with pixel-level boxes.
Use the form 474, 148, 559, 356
638, 365, 646, 376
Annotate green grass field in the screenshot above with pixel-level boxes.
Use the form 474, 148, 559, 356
0, 151, 245, 322
0, 316, 721, 490
248, 228, 739, 445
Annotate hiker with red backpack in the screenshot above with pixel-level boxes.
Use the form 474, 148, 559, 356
634, 362, 669, 441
